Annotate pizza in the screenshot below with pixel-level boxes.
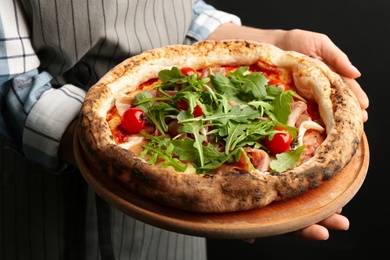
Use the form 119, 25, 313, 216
77, 40, 364, 213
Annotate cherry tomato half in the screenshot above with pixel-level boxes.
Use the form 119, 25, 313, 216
180, 67, 197, 76
265, 126, 293, 154
176, 99, 203, 117
121, 108, 147, 134
193, 105, 204, 117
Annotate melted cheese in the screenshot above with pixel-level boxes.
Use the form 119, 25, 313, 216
297, 121, 325, 147
119, 136, 146, 153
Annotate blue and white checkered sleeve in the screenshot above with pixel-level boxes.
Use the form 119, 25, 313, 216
0, 0, 85, 172
0, 1, 40, 84
186, 0, 242, 43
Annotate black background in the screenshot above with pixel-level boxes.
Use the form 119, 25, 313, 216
205, 1, 388, 259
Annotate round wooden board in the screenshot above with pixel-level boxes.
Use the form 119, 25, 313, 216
74, 132, 369, 239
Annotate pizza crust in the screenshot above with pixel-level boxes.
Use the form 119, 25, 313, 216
78, 40, 364, 213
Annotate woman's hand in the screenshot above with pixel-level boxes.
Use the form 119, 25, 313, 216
289, 208, 349, 240
274, 29, 369, 122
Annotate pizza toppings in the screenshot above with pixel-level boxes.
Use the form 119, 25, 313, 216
110, 65, 324, 174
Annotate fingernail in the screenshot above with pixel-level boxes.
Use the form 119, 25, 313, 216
351, 65, 361, 76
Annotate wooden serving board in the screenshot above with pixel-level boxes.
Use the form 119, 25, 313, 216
74, 132, 369, 239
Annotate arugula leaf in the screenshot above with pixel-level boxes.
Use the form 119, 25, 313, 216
195, 142, 232, 174
240, 72, 268, 99
158, 67, 184, 83
175, 91, 201, 115
227, 66, 249, 77
265, 85, 283, 98
229, 105, 261, 123
230, 119, 272, 149
270, 145, 305, 172
179, 104, 261, 127
134, 90, 170, 134
247, 100, 274, 118
171, 138, 199, 161
272, 91, 294, 124
225, 67, 268, 100
140, 134, 187, 172
210, 105, 259, 125
171, 138, 231, 174
177, 120, 206, 167
224, 121, 248, 154
210, 73, 239, 98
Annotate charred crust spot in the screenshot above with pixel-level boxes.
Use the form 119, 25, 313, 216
352, 137, 360, 148
128, 158, 150, 182
154, 194, 165, 203
308, 179, 321, 188
131, 167, 149, 182
202, 174, 215, 179
325, 144, 334, 151
219, 172, 265, 198
226, 171, 252, 177
253, 194, 263, 201
316, 156, 326, 163
274, 172, 305, 198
